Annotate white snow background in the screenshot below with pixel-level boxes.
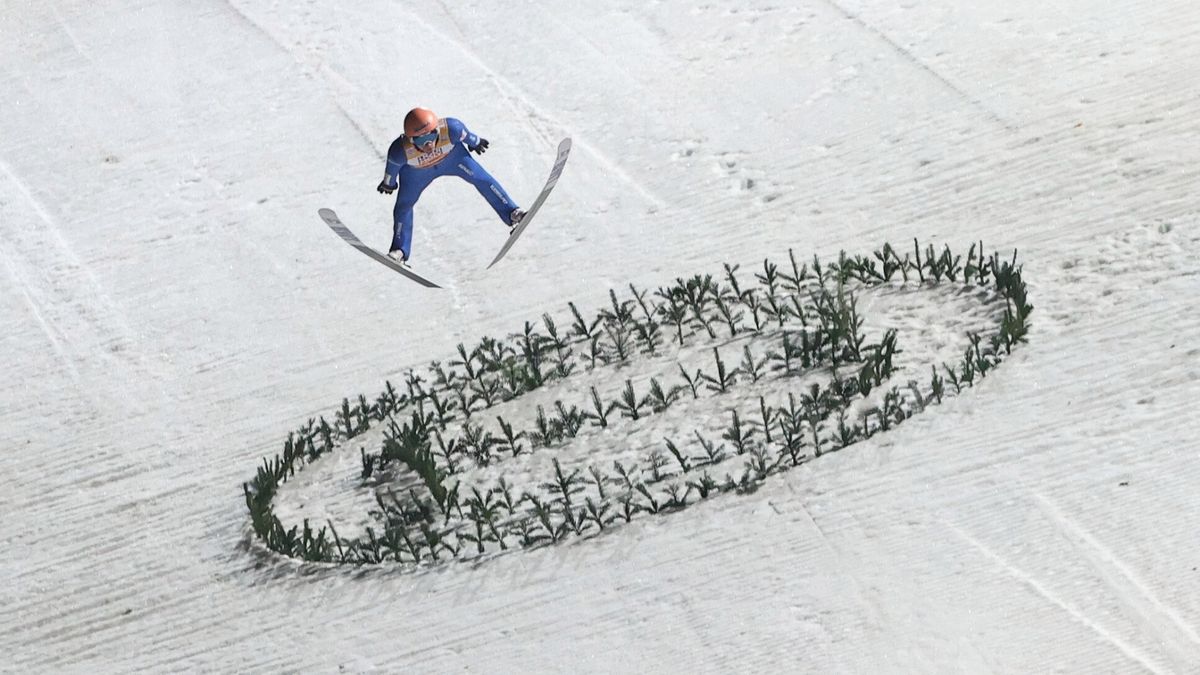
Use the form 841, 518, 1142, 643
3, 1, 1200, 672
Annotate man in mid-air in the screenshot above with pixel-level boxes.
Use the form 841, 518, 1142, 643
377, 107, 524, 267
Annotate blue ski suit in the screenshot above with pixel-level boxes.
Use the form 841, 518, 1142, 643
380, 117, 519, 258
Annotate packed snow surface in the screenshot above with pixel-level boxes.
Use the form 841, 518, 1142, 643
3, 1, 1199, 672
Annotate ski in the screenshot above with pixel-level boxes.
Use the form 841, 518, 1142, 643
318, 208, 442, 288
487, 137, 571, 269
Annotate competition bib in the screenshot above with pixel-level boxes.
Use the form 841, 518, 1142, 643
405, 121, 453, 169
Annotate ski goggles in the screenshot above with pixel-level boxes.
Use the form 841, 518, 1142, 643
411, 130, 438, 147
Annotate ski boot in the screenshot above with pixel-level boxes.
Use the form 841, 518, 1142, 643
387, 249, 411, 269
508, 208, 526, 235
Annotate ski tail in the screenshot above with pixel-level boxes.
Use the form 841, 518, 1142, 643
318, 208, 442, 288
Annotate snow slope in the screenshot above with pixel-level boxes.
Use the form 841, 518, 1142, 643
2, 0, 1199, 672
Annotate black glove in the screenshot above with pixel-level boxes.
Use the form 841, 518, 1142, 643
469, 138, 489, 155
377, 179, 395, 195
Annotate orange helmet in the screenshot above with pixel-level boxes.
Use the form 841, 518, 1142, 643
404, 107, 439, 137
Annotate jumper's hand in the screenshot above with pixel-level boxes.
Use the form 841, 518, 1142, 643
377, 180, 395, 195
469, 138, 489, 155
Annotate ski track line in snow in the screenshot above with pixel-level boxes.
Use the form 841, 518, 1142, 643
817, 0, 1012, 131
0, 154, 157, 408
0, 238, 86, 390
944, 520, 1169, 675
44, 4, 135, 113
1033, 493, 1200, 664
215, 0, 377, 155
47, 3, 131, 108
401, 6, 670, 212
769, 480, 893, 666
0, 157, 138, 345
772, 482, 994, 673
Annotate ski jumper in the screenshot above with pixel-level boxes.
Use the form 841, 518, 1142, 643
381, 117, 519, 258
